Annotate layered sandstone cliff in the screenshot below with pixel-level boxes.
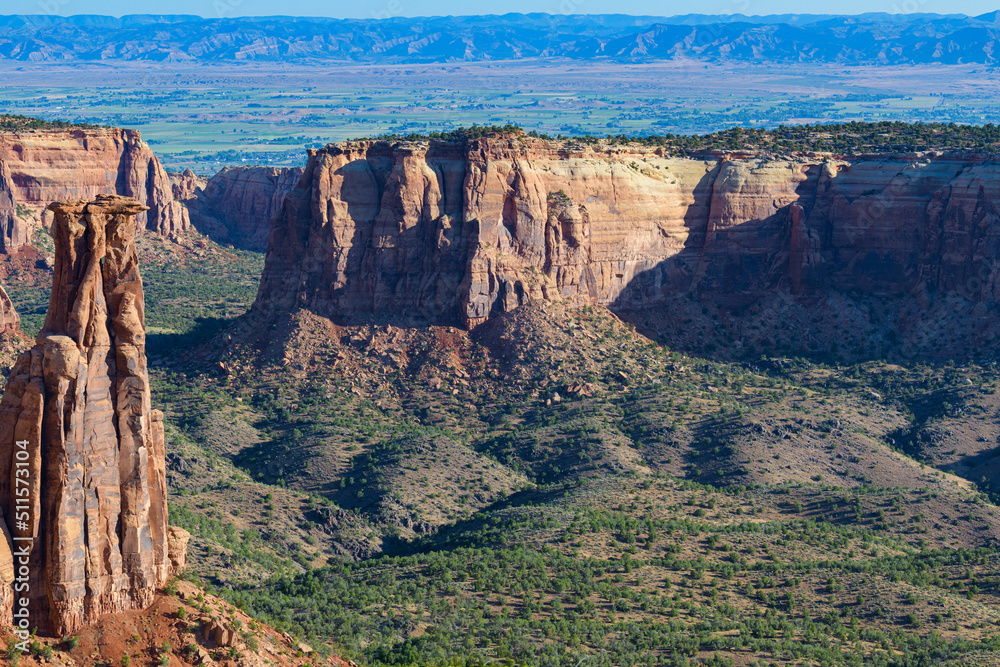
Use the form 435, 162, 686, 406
0, 159, 27, 254
252, 135, 1000, 356
0, 194, 171, 635
0, 128, 189, 253
174, 166, 302, 251
0, 164, 22, 330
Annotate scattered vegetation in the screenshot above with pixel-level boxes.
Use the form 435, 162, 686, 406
5, 139, 999, 664
367, 121, 1000, 154
131, 248, 1000, 665
0, 114, 102, 132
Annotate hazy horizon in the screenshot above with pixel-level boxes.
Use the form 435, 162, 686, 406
0, 11, 990, 18
3, 1, 997, 20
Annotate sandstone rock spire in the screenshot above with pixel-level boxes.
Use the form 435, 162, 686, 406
0, 283, 18, 335
0, 194, 170, 635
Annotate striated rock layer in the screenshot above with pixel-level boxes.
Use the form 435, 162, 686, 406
0, 156, 22, 333
0, 159, 27, 254
0, 194, 170, 635
0, 127, 189, 253
174, 166, 303, 251
253, 136, 1000, 349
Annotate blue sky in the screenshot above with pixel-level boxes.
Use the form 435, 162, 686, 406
3, 0, 997, 18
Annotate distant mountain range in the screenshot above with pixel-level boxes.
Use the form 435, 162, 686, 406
1, 12, 999, 64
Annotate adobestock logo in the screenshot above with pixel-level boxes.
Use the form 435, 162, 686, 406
213, 0, 244, 19
23, 0, 73, 29
372, 0, 405, 20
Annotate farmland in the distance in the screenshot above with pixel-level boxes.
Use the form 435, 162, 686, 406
1, 60, 998, 173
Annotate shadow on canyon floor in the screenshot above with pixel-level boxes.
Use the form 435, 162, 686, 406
148, 315, 237, 361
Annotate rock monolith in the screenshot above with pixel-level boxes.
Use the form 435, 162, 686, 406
0, 194, 170, 635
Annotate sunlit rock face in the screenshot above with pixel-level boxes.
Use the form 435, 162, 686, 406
0, 194, 170, 636
0, 127, 189, 253
254, 137, 1000, 349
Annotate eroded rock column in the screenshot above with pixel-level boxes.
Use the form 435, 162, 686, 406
0, 194, 169, 635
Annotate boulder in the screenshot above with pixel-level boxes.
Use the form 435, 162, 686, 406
167, 526, 191, 575
200, 617, 238, 647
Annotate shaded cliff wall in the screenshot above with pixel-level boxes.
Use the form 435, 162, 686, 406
0, 160, 27, 254
253, 137, 1000, 336
173, 166, 303, 251
0, 162, 21, 330
0, 128, 189, 253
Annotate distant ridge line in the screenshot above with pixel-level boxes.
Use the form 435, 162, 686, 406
0, 13, 996, 65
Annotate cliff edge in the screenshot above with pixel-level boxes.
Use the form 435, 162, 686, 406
0, 127, 190, 254
251, 135, 1000, 358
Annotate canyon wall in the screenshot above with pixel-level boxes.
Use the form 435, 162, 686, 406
0, 159, 27, 254
0, 128, 190, 253
173, 166, 303, 251
0, 194, 171, 635
252, 135, 1000, 355
0, 161, 21, 331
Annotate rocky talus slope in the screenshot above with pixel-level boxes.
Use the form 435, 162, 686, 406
0, 194, 181, 635
0, 128, 189, 254
172, 166, 303, 251
0, 577, 341, 667
252, 136, 1000, 358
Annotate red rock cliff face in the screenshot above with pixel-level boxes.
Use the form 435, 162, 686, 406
169, 169, 204, 202
175, 166, 303, 251
0, 195, 170, 635
0, 162, 23, 332
0, 159, 28, 254
0, 128, 189, 252
253, 137, 1000, 336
